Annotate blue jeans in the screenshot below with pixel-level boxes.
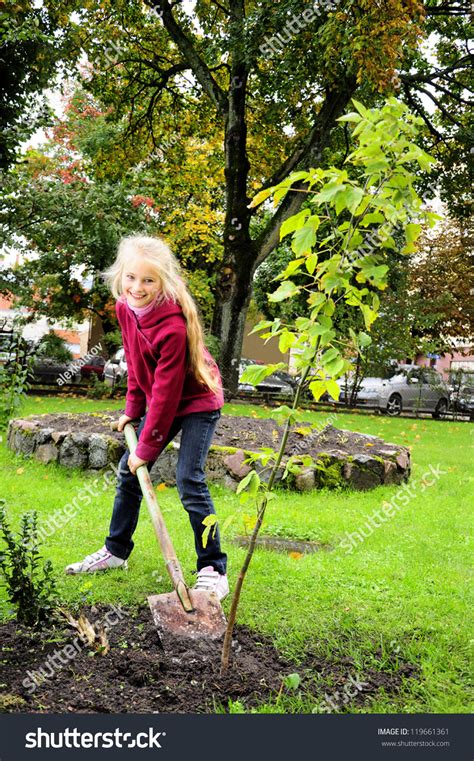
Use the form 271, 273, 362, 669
105, 409, 227, 575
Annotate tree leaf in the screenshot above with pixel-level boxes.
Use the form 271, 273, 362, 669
268, 280, 300, 302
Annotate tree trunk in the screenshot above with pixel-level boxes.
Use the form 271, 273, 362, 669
214, 82, 356, 393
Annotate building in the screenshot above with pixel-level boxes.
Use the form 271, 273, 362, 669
0, 294, 89, 358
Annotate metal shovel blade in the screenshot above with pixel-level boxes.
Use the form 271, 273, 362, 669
148, 590, 227, 645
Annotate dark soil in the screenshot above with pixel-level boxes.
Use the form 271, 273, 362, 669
1, 605, 417, 714
29, 412, 399, 459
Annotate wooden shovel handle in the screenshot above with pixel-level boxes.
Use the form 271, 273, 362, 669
123, 423, 193, 612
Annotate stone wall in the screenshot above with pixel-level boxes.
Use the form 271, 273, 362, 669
6, 415, 411, 492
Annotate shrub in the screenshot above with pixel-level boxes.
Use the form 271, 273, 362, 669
0, 502, 59, 626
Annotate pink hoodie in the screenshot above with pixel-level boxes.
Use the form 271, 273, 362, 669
116, 297, 224, 461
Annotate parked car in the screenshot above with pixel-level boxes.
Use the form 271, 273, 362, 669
238, 358, 295, 398
80, 355, 106, 381
28, 358, 81, 385
103, 348, 128, 387
449, 372, 474, 420
337, 365, 450, 418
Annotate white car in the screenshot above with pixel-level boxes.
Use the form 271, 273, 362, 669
103, 348, 128, 387
338, 365, 449, 418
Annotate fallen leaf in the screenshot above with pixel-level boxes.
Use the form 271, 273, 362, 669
289, 551, 303, 560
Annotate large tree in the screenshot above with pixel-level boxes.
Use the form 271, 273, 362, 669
68, 0, 471, 391
2, 0, 471, 390
0, 0, 75, 169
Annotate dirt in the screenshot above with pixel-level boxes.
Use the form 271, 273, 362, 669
26, 412, 398, 460
1, 605, 417, 714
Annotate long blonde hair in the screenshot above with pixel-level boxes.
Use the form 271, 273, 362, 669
103, 235, 220, 395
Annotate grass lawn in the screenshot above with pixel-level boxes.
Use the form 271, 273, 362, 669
0, 394, 472, 713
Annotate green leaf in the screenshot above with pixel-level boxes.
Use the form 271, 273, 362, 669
280, 209, 310, 240
240, 363, 283, 386
279, 330, 296, 353
201, 515, 218, 548
284, 673, 301, 690
268, 280, 300, 302
278, 258, 305, 280
321, 347, 339, 364
358, 331, 372, 348
360, 303, 377, 330
236, 470, 260, 496
249, 187, 274, 208
337, 112, 362, 123
360, 211, 385, 227
326, 379, 341, 401
351, 99, 370, 118
308, 380, 327, 401
325, 357, 345, 377
307, 292, 326, 307
291, 223, 318, 256
248, 319, 274, 335
405, 223, 421, 244
305, 253, 318, 275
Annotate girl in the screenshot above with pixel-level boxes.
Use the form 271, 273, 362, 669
66, 235, 228, 600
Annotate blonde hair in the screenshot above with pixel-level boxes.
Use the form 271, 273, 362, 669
103, 235, 220, 395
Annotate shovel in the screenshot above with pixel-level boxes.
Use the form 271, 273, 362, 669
121, 421, 227, 647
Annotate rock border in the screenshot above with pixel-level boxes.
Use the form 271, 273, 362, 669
6, 415, 410, 492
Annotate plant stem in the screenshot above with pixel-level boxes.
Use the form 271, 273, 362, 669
219, 360, 314, 674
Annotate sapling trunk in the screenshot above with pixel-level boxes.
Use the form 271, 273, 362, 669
220, 363, 313, 674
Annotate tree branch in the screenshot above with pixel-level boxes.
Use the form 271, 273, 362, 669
424, 2, 471, 15
253, 81, 356, 268
144, 0, 227, 113
402, 86, 447, 145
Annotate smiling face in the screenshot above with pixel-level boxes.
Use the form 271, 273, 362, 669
121, 256, 161, 307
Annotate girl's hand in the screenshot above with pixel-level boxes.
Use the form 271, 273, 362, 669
117, 414, 135, 432
127, 452, 148, 475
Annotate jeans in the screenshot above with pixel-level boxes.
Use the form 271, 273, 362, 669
105, 409, 227, 575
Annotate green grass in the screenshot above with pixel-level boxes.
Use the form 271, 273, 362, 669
1, 394, 472, 713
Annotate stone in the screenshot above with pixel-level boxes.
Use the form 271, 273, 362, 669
13, 428, 36, 455
149, 444, 179, 486
344, 461, 382, 491
223, 449, 251, 479
396, 451, 410, 470
59, 433, 89, 468
383, 459, 401, 485
108, 438, 125, 465
89, 434, 110, 469
51, 431, 68, 445
353, 454, 385, 480
35, 427, 54, 446
35, 443, 59, 464
294, 467, 316, 491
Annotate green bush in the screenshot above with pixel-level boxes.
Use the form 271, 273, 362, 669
0, 502, 59, 626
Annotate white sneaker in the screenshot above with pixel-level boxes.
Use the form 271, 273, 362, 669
65, 546, 128, 575
193, 566, 229, 601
